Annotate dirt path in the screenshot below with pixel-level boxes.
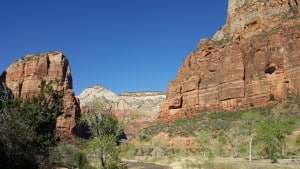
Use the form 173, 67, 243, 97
127, 161, 166, 169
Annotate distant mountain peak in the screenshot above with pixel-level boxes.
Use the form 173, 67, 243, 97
77, 84, 166, 133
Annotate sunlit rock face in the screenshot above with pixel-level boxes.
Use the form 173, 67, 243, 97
215, 0, 300, 40
1, 51, 81, 139
78, 85, 166, 134
159, 0, 300, 123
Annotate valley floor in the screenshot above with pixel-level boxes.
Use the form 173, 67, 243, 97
125, 156, 300, 169
126, 161, 166, 169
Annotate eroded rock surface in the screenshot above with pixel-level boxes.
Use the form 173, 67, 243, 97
1, 51, 80, 139
78, 85, 166, 134
159, 0, 300, 123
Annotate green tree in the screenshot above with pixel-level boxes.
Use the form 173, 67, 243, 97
0, 106, 38, 168
256, 119, 293, 163
81, 98, 120, 136
86, 134, 121, 169
215, 132, 226, 157
196, 131, 213, 159
0, 81, 64, 169
82, 98, 126, 169
228, 126, 241, 157
240, 110, 262, 161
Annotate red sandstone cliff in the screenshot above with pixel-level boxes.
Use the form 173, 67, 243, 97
159, 0, 300, 123
1, 51, 80, 139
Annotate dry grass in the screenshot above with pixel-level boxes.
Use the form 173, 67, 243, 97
172, 157, 300, 169
129, 156, 300, 169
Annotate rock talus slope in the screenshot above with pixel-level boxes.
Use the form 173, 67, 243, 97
1, 51, 81, 139
159, 0, 300, 123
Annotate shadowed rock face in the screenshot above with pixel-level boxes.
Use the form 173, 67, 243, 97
0, 81, 12, 108
159, 0, 300, 123
78, 85, 166, 134
1, 51, 81, 139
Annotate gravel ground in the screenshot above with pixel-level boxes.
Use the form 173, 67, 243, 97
127, 161, 167, 169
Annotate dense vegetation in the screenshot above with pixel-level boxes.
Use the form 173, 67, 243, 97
122, 97, 300, 164
0, 81, 64, 169
0, 83, 126, 169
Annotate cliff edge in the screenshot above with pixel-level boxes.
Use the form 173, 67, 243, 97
159, 0, 300, 123
1, 51, 81, 139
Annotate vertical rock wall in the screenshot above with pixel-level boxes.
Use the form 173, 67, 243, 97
159, 0, 300, 123
1, 51, 81, 139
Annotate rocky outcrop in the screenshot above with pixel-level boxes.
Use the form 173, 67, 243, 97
159, 0, 300, 123
215, 0, 300, 40
1, 51, 80, 139
78, 85, 166, 134
118, 91, 166, 117
0, 81, 12, 108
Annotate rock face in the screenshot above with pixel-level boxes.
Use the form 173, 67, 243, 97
78, 85, 166, 134
0, 82, 12, 108
159, 0, 300, 123
1, 51, 80, 139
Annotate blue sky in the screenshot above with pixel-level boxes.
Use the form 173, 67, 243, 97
0, 0, 228, 95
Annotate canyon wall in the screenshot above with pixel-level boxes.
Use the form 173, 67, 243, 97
159, 0, 300, 123
0, 51, 81, 139
78, 85, 166, 134
0, 82, 12, 108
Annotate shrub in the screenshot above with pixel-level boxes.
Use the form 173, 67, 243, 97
49, 143, 79, 168
73, 150, 88, 169
296, 135, 300, 146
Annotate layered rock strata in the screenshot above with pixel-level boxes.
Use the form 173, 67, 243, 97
159, 0, 300, 123
1, 51, 80, 139
78, 85, 166, 134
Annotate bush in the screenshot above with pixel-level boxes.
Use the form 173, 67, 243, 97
49, 143, 79, 168
151, 137, 168, 157
120, 145, 136, 158
73, 150, 88, 169
83, 165, 98, 169
296, 135, 300, 146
